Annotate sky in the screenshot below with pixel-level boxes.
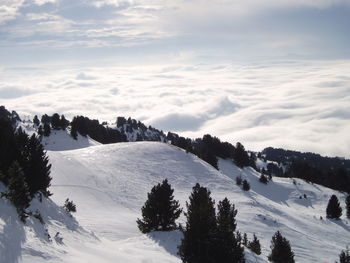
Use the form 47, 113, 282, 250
0, 0, 350, 157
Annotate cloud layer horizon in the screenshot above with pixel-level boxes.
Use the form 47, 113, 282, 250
1, 60, 349, 158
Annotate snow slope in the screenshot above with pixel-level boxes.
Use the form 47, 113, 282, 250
18, 120, 101, 151
1, 141, 350, 262
41, 130, 100, 151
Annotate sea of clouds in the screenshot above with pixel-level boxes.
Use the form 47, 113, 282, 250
1, 60, 349, 158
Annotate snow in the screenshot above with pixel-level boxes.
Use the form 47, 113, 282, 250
1, 141, 350, 263
41, 130, 101, 151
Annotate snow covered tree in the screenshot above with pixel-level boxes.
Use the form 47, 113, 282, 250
326, 195, 342, 219
242, 180, 250, 191
339, 247, 350, 263
178, 183, 217, 263
268, 231, 295, 263
215, 198, 245, 263
248, 234, 261, 255
137, 179, 182, 233
346, 195, 350, 219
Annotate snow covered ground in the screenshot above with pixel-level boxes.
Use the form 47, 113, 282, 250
1, 139, 350, 262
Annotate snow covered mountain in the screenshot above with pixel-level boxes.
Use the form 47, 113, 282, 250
1, 139, 349, 263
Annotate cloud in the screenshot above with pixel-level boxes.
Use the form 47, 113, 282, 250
148, 113, 205, 132
0, 0, 349, 61
76, 72, 96, 80
0, 0, 25, 24
0, 86, 37, 99
1, 60, 349, 158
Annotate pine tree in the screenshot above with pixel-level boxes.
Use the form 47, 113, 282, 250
346, 195, 350, 219
178, 183, 217, 263
215, 198, 245, 263
268, 231, 295, 263
24, 134, 52, 197
242, 180, 250, 191
6, 162, 31, 220
60, 115, 69, 130
137, 179, 182, 233
33, 115, 40, 126
259, 173, 268, 184
43, 123, 51, 137
339, 247, 350, 263
51, 113, 61, 130
242, 233, 248, 246
326, 195, 342, 219
64, 198, 77, 213
41, 114, 51, 124
248, 234, 261, 255
233, 142, 250, 168
0, 118, 17, 176
38, 125, 44, 136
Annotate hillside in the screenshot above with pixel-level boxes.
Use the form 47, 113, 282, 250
1, 141, 350, 262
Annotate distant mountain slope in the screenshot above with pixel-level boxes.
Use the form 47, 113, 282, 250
262, 147, 350, 171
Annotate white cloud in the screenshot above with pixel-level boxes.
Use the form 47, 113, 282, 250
33, 0, 57, 5
0, 0, 25, 24
1, 0, 349, 51
0, 60, 349, 158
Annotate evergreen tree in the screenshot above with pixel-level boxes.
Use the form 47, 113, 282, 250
33, 115, 40, 126
137, 179, 182, 233
38, 125, 44, 136
64, 198, 77, 213
326, 195, 342, 219
178, 183, 217, 263
242, 233, 248, 246
259, 173, 268, 184
233, 142, 250, 168
41, 114, 51, 125
242, 180, 250, 191
339, 247, 350, 263
215, 198, 245, 263
24, 134, 52, 197
13, 127, 30, 174
268, 231, 295, 263
51, 113, 61, 130
60, 115, 69, 130
248, 234, 261, 255
346, 195, 350, 219
6, 162, 31, 220
0, 118, 17, 176
43, 123, 51, 137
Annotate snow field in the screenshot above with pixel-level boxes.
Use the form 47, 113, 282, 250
1, 140, 350, 262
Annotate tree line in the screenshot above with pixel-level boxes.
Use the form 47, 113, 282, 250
167, 133, 255, 170
261, 147, 350, 193
0, 116, 51, 221
32, 111, 255, 170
